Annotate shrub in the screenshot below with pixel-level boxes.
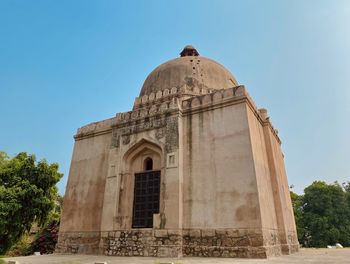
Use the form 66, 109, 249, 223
29, 221, 60, 254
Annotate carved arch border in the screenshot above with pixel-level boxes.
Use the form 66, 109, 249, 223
122, 137, 165, 172
118, 137, 165, 229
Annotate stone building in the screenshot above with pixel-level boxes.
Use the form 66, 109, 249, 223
57, 45, 299, 258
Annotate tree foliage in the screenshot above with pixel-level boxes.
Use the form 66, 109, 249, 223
0, 152, 63, 254
291, 181, 350, 247
290, 191, 306, 243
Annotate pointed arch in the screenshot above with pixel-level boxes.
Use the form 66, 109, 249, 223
122, 138, 164, 170
118, 137, 164, 229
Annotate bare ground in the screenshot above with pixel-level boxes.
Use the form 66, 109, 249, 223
3, 248, 350, 264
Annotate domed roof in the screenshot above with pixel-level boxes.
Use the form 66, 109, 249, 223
139, 45, 238, 96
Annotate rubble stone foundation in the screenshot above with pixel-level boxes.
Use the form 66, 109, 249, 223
56, 229, 299, 258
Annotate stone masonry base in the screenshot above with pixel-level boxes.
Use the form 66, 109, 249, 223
56, 229, 299, 258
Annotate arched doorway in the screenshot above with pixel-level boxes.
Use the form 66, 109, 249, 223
121, 139, 163, 229
132, 156, 161, 228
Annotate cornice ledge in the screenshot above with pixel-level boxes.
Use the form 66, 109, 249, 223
74, 117, 115, 140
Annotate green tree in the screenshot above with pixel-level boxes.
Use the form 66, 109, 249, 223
302, 181, 350, 247
290, 191, 306, 243
0, 152, 63, 254
343, 181, 350, 224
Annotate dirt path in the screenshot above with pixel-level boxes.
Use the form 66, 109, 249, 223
4, 248, 350, 264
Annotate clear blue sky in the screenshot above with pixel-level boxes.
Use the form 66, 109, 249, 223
1, 0, 349, 195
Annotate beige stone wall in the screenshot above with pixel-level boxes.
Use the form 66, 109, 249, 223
262, 122, 298, 250
180, 87, 298, 255
60, 131, 112, 232
246, 106, 279, 231
271, 137, 297, 235
182, 99, 262, 229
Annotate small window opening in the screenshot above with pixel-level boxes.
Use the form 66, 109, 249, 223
144, 157, 153, 171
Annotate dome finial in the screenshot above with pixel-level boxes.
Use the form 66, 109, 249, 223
180, 45, 199, 57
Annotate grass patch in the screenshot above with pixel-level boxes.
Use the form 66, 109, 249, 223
6, 232, 35, 257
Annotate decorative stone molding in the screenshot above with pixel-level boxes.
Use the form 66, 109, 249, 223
118, 99, 179, 125
75, 117, 115, 140
181, 86, 248, 111
132, 84, 230, 110
258, 108, 268, 120
149, 92, 155, 101
122, 135, 130, 145
156, 91, 163, 99
177, 85, 282, 145
141, 95, 148, 104
111, 114, 178, 153
155, 127, 166, 139
74, 85, 280, 145
258, 108, 281, 144
163, 88, 170, 96
111, 130, 120, 148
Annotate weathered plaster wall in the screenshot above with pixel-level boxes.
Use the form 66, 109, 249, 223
271, 135, 296, 233
246, 106, 278, 231
57, 129, 112, 254
182, 100, 262, 229
262, 122, 298, 253
60, 132, 111, 232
